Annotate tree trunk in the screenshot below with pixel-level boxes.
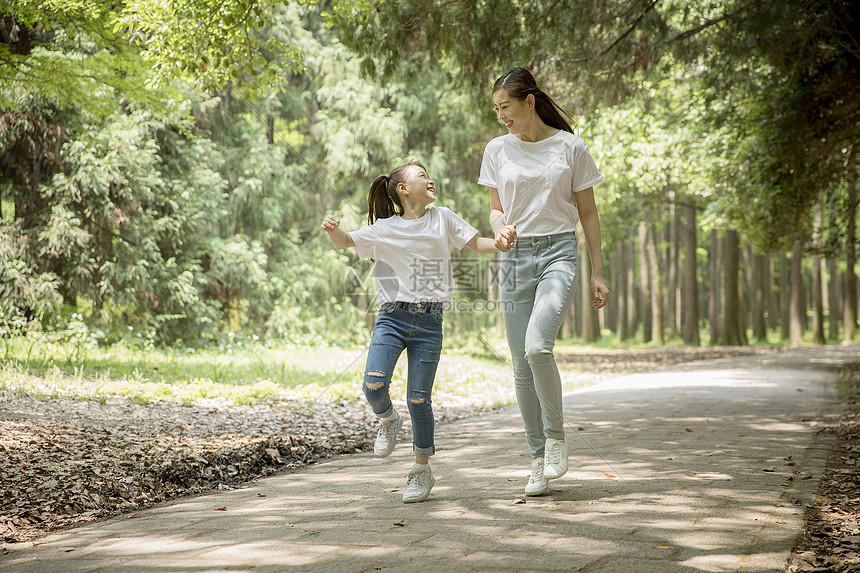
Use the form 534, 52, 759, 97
580, 237, 599, 342
682, 203, 700, 345
639, 222, 652, 343
265, 114, 275, 145
668, 194, 680, 339
845, 173, 858, 342
812, 191, 826, 344
723, 229, 745, 345
790, 240, 805, 345
749, 251, 767, 342
709, 229, 720, 346
828, 257, 840, 341
647, 223, 664, 345
827, 187, 841, 341
626, 239, 637, 340
615, 240, 629, 341
779, 253, 791, 340
763, 253, 773, 336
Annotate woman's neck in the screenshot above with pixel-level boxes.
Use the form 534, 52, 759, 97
517, 117, 558, 143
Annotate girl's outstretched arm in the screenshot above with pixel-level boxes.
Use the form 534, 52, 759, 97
321, 216, 356, 249
464, 234, 500, 254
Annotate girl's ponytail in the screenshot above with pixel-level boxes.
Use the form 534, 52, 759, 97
367, 175, 398, 225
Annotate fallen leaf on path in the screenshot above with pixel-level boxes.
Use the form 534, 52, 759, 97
384, 488, 399, 493
604, 473, 618, 478
126, 513, 140, 519
257, 493, 266, 497
762, 467, 776, 472
214, 507, 227, 511
513, 498, 526, 505
393, 520, 405, 527
685, 428, 693, 432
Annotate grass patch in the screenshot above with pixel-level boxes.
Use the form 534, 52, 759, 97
0, 335, 523, 410
836, 362, 860, 403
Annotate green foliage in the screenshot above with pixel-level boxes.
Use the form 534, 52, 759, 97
118, 1, 307, 100
0, 220, 62, 329
0, 1, 179, 116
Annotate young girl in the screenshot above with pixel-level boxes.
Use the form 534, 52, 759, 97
321, 162, 506, 503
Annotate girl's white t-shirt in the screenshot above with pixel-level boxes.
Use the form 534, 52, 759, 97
349, 207, 478, 306
477, 130, 604, 237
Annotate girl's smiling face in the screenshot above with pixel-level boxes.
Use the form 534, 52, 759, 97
493, 89, 534, 136
400, 165, 436, 207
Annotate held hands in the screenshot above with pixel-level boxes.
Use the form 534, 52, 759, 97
320, 215, 340, 233
591, 277, 610, 309
494, 224, 517, 252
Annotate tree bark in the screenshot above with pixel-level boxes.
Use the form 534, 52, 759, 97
668, 194, 680, 339
639, 222, 652, 343
615, 239, 629, 341
580, 236, 599, 342
709, 229, 720, 346
723, 229, 745, 345
682, 203, 700, 345
647, 222, 664, 345
751, 251, 768, 342
779, 253, 791, 340
626, 239, 637, 340
827, 187, 841, 341
845, 173, 858, 342
812, 191, 826, 344
790, 240, 805, 345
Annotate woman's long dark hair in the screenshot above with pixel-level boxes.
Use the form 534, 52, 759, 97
492, 68, 574, 134
367, 162, 425, 225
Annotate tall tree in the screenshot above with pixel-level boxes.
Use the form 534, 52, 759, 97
682, 202, 700, 345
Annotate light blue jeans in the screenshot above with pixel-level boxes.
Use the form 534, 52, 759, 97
500, 233, 578, 458
363, 301, 444, 458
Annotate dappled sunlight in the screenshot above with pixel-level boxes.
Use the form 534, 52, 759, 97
4, 347, 854, 572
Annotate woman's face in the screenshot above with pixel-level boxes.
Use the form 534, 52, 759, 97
493, 89, 534, 136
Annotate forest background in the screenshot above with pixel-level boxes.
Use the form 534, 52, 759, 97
1, 0, 858, 360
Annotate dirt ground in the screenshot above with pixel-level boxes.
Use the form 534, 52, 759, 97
1, 345, 857, 571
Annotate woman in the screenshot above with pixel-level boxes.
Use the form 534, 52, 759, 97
478, 68, 610, 496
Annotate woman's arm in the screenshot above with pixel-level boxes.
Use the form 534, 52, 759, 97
575, 188, 610, 309
488, 187, 516, 251
320, 215, 356, 249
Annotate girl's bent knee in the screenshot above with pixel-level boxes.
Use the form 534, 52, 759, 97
364, 371, 386, 390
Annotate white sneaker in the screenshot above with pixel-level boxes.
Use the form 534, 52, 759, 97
525, 458, 549, 496
402, 467, 435, 503
544, 437, 568, 479
373, 411, 403, 457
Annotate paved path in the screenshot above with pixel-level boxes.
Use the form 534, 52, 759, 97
2, 345, 858, 572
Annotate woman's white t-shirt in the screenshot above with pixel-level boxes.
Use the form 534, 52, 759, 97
349, 207, 478, 306
477, 130, 604, 237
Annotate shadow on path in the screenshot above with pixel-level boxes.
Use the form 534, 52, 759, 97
2, 345, 857, 573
